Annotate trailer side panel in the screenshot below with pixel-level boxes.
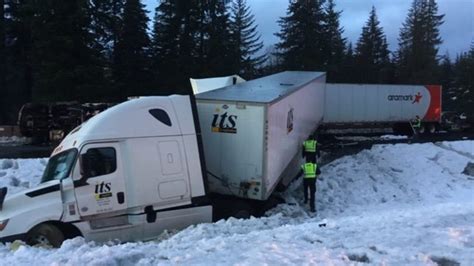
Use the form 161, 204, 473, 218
324, 84, 441, 124
265, 76, 326, 199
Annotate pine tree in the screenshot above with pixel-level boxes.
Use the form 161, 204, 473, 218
2, 0, 34, 123
113, 0, 151, 98
354, 6, 390, 83
323, 0, 345, 82
340, 42, 356, 82
396, 0, 444, 84
88, 0, 125, 78
28, 0, 106, 102
451, 44, 474, 115
439, 53, 455, 110
0, 0, 5, 123
275, 0, 326, 71
229, 0, 265, 78
151, 0, 179, 91
151, 0, 203, 92
202, 0, 234, 77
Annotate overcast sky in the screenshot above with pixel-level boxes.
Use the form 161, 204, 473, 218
144, 0, 473, 56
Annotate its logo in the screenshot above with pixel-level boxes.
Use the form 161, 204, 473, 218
95, 181, 112, 199
387, 92, 422, 104
287, 108, 294, 133
212, 111, 238, 134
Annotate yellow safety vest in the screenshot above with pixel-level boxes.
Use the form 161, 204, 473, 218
301, 163, 317, 179
413, 118, 421, 128
303, 140, 317, 152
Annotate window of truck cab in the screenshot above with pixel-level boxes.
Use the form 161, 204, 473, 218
41, 148, 78, 183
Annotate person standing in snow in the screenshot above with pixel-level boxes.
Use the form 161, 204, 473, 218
302, 134, 320, 163
412, 115, 421, 132
301, 162, 321, 212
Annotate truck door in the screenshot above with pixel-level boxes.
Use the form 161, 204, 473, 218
74, 142, 127, 217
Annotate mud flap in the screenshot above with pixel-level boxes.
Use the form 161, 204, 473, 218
0, 187, 7, 211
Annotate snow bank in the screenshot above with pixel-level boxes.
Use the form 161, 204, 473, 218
0, 137, 32, 146
0, 158, 46, 194
0, 141, 473, 265
335, 135, 408, 142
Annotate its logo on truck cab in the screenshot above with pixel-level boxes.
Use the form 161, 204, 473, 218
387, 92, 422, 104
212, 111, 238, 134
95, 181, 112, 199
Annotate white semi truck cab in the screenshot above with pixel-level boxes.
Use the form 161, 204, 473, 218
0, 71, 326, 247
0, 95, 212, 246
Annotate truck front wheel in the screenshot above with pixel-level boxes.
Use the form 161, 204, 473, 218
26, 224, 65, 248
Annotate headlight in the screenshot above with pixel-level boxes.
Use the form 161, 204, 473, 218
0, 219, 9, 231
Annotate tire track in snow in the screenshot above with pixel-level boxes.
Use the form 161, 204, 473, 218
434, 142, 474, 161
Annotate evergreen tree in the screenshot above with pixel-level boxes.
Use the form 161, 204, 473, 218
113, 0, 151, 98
89, 0, 125, 59
354, 6, 391, 83
151, 0, 202, 92
29, 0, 106, 102
396, 0, 444, 84
0, 0, 5, 123
202, 0, 234, 77
88, 0, 125, 87
275, 0, 326, 71
229, 0, 265, 78
340, 42, 356, 82
2, 0, 34, 123
439, 53, 455, 110
323, 0, 345, 82
151, 0, 178, 91
451, 44, 474, 116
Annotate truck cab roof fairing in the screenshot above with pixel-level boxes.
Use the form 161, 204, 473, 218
56, 96, 196, 155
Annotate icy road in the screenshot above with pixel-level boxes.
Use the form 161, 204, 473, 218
0, 141, 473, 265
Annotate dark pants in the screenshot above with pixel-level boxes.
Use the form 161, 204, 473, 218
304, 151, 316, 163
303, 178, 316, 211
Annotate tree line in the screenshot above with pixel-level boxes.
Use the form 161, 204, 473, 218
0, 0, 473, 124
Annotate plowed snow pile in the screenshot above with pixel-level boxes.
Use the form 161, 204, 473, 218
0, 141, 473, 265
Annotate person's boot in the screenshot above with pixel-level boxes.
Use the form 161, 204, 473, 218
303, 198, 308, 204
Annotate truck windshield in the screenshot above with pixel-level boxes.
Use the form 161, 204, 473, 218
41, 149, 78, 183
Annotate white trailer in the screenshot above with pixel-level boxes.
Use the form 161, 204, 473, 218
324, 83, 442, 133
195, 71, 326, 200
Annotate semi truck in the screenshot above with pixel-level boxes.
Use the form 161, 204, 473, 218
0, 71, 326, 247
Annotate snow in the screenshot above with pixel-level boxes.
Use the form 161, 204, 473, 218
0, 137, 31, 146
0, 141, 473, 265
0, 158, 46, 195
335, 134, 407, 142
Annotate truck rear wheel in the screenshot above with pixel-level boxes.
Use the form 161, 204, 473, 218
26, 224, 65, 248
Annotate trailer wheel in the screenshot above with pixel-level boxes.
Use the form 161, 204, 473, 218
428, 124, 437, 134
26, 223, 65, 248
418, 125, 426, 134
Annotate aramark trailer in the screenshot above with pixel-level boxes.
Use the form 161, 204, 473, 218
324, 83, 442, 133
195, 71, 326, 200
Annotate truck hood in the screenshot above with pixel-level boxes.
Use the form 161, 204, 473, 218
0, 181, 62, 220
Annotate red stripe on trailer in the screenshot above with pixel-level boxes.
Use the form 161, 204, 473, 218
423, 85, 441, 122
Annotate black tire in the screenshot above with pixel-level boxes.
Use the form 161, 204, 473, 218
418, 125, 426, 135
232, 209, 251, 219
428, 124, 436, 134
26, 224, 65, 248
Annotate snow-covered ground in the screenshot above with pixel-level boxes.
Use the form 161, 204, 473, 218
0, 136, 32, 146
0, 141, 473, 265
335, 134, 408, 142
